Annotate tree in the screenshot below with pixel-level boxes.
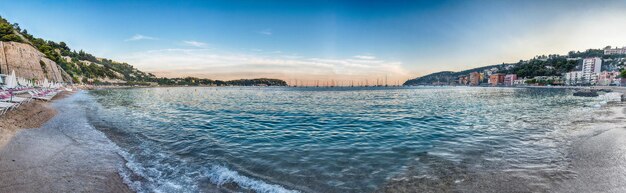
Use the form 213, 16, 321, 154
1, 34, 22, 42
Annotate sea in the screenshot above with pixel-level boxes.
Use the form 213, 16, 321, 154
73, 86, 607, 193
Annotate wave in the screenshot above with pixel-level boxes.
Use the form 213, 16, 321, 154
590, 92, 623, 108
107, 137, 298, 193
115, 149, 298, 193
205, 165, 299, 193
80, 91, 297, 193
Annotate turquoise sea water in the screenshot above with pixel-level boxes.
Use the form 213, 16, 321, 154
85, 87, 601, 192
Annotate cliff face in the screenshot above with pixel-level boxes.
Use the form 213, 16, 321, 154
0, 41, 70, 82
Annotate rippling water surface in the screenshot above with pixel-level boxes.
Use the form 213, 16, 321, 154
85, 87, 601, 192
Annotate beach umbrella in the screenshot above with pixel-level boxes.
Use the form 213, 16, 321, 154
4, 71, 11, 88
6, 70, 17, 89
41, 78, 50, 88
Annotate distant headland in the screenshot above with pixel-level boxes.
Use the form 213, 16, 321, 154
404, 46, 626, 87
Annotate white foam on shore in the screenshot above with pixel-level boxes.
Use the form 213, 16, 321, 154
205, 165, 299, 193
591, 92, 623, 108
113, 143, 199, 193
113, 146, 299, 193
78, 91, 298, 193
114, 152, 299, 193
114, 149, 299, 193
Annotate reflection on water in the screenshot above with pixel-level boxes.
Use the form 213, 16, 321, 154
86, 87, 598, 193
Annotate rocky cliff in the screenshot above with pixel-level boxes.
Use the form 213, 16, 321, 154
0, 41, 70, 82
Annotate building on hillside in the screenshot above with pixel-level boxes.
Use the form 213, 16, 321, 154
582, 57, 602, 84
484, 68, 499, 76
604, 46, 626, 55
489, 74, 505, 86
504, 74, 517, 86
513, 78, 528, 86
564, 71, 584, 85
458, 75, 468, 85
469, 72, 481, 86
597, 71, 621, 86
531, 76, 562, 85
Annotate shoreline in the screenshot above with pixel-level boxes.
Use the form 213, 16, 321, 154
0, 90, 133, 193
554, 102, 626, 192
380, 100, 626, 192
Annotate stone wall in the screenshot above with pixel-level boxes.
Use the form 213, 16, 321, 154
0, 41, 70, 82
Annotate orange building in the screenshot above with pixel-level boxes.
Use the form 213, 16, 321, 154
489, 74, 505, 86
469, 72, 481, 86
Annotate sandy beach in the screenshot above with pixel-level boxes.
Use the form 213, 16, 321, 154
0, 91, 132, 193
0, 100, 56, 148
0, 91, 77, 148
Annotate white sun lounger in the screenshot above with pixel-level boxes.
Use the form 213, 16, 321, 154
28, 90, 58, 101
0, 102, 16, 115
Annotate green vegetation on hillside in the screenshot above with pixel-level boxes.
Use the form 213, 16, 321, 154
502, 56, 577, 78
1, 16, 155, 83
151, 77, 287, 86
403, 64, 503, 85
1, 16, 289, 86
0, 17, 22, 42
405, 48, 626, 85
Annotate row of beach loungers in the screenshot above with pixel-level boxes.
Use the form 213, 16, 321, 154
0, 88, 61, 116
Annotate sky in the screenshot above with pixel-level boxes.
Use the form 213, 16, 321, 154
1, 0, 626, 84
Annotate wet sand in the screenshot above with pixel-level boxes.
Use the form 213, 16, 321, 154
555, 103, 626, 193
0, 91, 132, 193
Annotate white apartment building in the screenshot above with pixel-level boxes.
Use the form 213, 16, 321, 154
582, 57, 602, 84
564, 71, 584, 85
513, 78, 528, 86
604, 47, 626, 55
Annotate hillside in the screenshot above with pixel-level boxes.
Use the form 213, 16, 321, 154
404, 48, 626, 85
149, 77, 287, 86
403, 64, 503, 85
1, 16, 154, 84
1, 16, 290, 86
0, 41, 71, 82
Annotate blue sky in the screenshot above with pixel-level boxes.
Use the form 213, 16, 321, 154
1, 0, 626, 83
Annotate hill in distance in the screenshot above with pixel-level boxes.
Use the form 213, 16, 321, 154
404, 48, 626, 86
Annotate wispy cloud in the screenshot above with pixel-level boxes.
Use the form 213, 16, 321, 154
257, 29, 272, 36
125, 34, 157, 41
183, 40, 208, 48
120, 49, 409, 81
354, 55, 376, 60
